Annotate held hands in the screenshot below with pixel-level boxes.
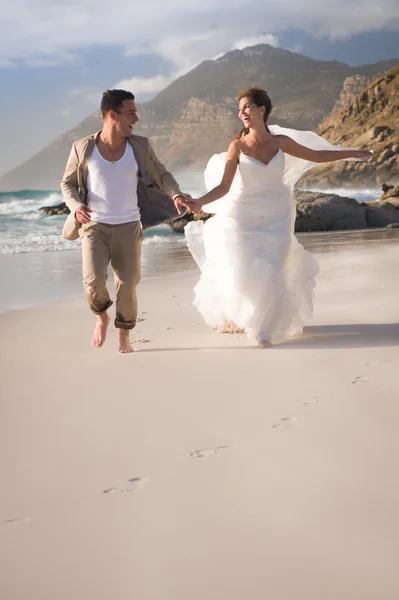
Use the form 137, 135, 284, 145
185, 198, 204, 215
173, 195, 190, 215
75, 205, 92, 224
173, 194, 203, 216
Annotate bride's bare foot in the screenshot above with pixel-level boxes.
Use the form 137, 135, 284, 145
213, 321, 245, 334
92, 313, 110, 348
257, 339, 272, 348
118, 329, 134, 354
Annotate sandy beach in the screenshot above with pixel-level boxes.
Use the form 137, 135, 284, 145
1, 239, 399, 599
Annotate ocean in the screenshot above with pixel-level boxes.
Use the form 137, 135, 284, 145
0, 187, 383, 256
1, 186, 397, 315
0, 188, 199, 314
0, 189, 192, 255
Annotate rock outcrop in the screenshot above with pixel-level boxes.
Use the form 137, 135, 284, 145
380, 183, 399, 207
302, 65, 399, 188
329, 75, 371, 116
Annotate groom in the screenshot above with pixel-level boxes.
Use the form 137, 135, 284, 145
60, 89, 193, 353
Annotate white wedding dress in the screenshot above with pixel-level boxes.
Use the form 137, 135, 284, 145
185, 126, 358, 344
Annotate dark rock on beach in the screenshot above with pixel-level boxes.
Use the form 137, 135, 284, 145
166, 211, 212, 233
365, 202, 399, 228
40, 185, 399, 233
294, 191, 368, 231
39, 202, 70, 216
167, 187, 399, 233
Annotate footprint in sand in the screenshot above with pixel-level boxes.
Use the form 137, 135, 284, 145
351, 376, 371, 385
190, 445, 233, 459
134, 337, 151, 344
364, 360, 394, 368
297, 396, 326, 407
102, 477, 148, 495
272, 417, 299, 429
125, 477, 149, 491
1, 518, 31, 525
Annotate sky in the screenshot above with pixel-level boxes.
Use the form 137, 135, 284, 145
0, 0, 398, 176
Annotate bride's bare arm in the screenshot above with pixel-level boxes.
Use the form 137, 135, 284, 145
277, 135, 373, 163
193, 142, 240, 210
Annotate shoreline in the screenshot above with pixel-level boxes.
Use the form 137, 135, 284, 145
0, 228, 398, 316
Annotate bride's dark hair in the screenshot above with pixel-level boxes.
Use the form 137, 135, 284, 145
237, 87, 272, 138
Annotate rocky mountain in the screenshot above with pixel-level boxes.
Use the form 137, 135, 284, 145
0, 44, 397, 191
301, 65, 399, 188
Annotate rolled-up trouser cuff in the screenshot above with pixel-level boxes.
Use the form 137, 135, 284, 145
114, 318, 136, 330
90, 299, 113, 315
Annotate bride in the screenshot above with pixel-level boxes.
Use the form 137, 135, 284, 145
185, 86, 372, 347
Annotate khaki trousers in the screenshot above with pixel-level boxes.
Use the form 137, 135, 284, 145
80, 220, 143, 329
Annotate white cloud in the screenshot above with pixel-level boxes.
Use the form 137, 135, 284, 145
232, 34, 279, 50
113, 74, 177, 100
211, 34, 279, 60
11, 0, 393, 107
69, 85, 101, 107
287, 45, 304, 54
0, 0, 398, 68
99, 32, 220, 102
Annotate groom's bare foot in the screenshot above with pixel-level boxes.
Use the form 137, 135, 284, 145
118, 329, 134, 354
92, 313, 110, 348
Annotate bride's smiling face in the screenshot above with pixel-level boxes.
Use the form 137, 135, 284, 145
238, 97, 265, 128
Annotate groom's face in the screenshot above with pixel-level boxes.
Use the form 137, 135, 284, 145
113, 99, 139, 137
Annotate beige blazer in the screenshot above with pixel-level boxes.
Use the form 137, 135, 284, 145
60, 131, 183, 240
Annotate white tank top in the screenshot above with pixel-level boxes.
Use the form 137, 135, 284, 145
87, 143, 140, 224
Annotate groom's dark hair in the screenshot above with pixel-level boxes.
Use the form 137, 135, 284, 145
101, 89, 135, 117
